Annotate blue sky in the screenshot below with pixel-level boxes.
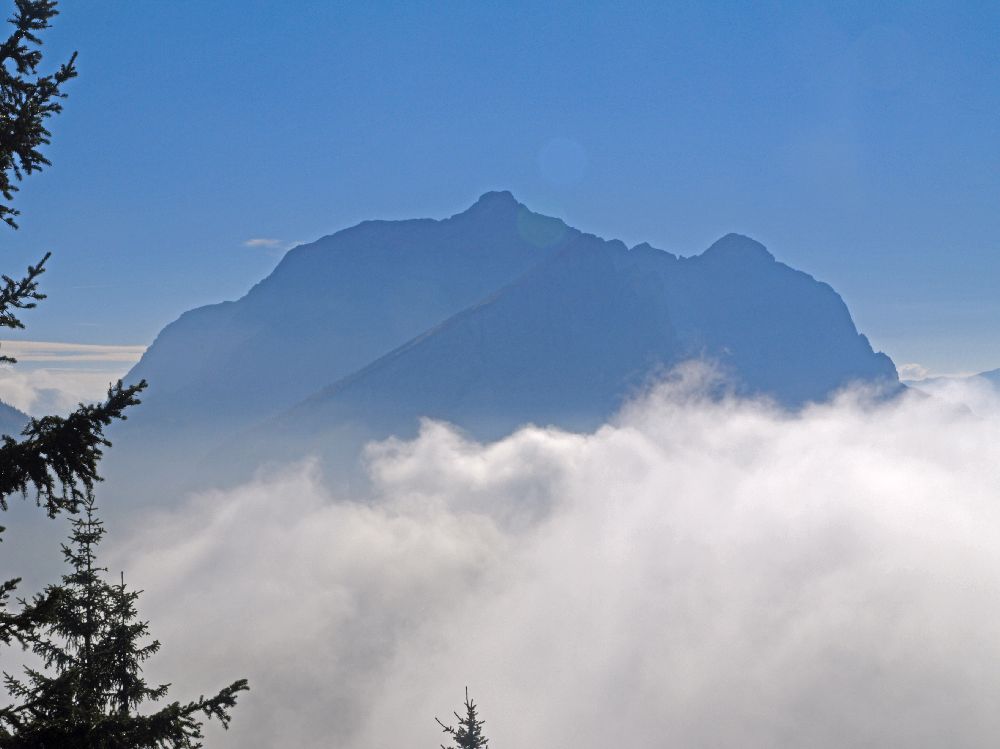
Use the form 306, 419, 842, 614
3, 0, 998, 376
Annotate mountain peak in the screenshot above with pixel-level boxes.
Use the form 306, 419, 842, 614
701, 233, 775, 264
465, 190, 520, 214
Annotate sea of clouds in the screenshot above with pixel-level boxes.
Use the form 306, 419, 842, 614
101, 367, 1000, 748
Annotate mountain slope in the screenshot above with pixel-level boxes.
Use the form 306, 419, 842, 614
107, 192, 574, 495
256, 231, 897, 463
0, 400, 29, 437
126, 191, 573, 432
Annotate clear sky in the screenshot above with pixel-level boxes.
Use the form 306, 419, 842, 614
3, 0, 998, 376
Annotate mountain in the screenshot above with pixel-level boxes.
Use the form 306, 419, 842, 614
981, 369, 1000, 387
108, 192, 575, 494
243, 228, 897, 474
125, 192, 572, 434
0, 400, 29, 437
278, 232, 894, 437
905, 368, 1000, 391
110, 192, 898, 499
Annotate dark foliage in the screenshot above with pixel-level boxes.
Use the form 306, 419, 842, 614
0, 0, 146, 522
0, 0, 76, 229
0, 573, 61, 649
0, 5, 247, 747
0, 252, 46, 361
0, 378, 146, 517
0, 500, 249, 747
437, 688, 489, 749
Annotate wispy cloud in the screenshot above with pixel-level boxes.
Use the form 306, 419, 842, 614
0, 340, 146, 364
243, 238, 285, 249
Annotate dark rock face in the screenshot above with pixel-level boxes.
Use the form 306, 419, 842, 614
112, 192, 898, 498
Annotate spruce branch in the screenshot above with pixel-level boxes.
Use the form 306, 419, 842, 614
0, 252, 48, 361
0, 379, 147, 517
0, 0, 78, 229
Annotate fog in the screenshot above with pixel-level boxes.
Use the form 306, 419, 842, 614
108, 368, 1000, 747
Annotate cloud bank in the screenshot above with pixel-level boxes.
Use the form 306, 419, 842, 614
0, 366, 129, 416
111, 371, 1000, 748
0, 340, 145, 415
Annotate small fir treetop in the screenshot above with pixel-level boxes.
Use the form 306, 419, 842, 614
436, 688, 489, 749
0, 498, 248, 747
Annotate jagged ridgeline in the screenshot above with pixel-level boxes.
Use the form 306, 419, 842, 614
106, 192, 898, 502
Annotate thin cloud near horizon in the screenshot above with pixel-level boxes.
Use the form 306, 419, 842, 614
243, 237, 284, 249
0, 339, 147, 364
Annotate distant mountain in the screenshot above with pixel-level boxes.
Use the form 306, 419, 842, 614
981, 369, 1000, 386
110, 192, 899, 499
268, 231, 895, 452
905, 369, 1000, 390
125, 192, 573, 439
0, 400, 28, 438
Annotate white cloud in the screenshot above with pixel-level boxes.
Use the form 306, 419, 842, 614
102, 371, 1000, 748
897, 361, 929, 380
0, 366, 136, 416
243, 238, 284, 249
0, 367, 125, 416
0, 340, 145, 414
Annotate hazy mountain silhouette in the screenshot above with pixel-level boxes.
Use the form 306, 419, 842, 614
0, 400, 28, 437
905, 368, 1000, 390
109, 192, 574, 493
127, 191, 572, 431
111, 192, 899, 498
242, 226, 897, 475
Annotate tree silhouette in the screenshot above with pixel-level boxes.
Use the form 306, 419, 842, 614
0, 0, 145, 664
436, 688, 489, 749
0, 4, 247, 745
0, 0, 77, 229
0, 498, 248, 747
0, 0, 145, 523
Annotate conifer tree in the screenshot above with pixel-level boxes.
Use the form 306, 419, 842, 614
436, 688, 489, 749
0, 0, 145, 673
0, 4, 247, 744
0, 0, 144, 523
0, 0, 77, 229
0, 498, 248, 747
